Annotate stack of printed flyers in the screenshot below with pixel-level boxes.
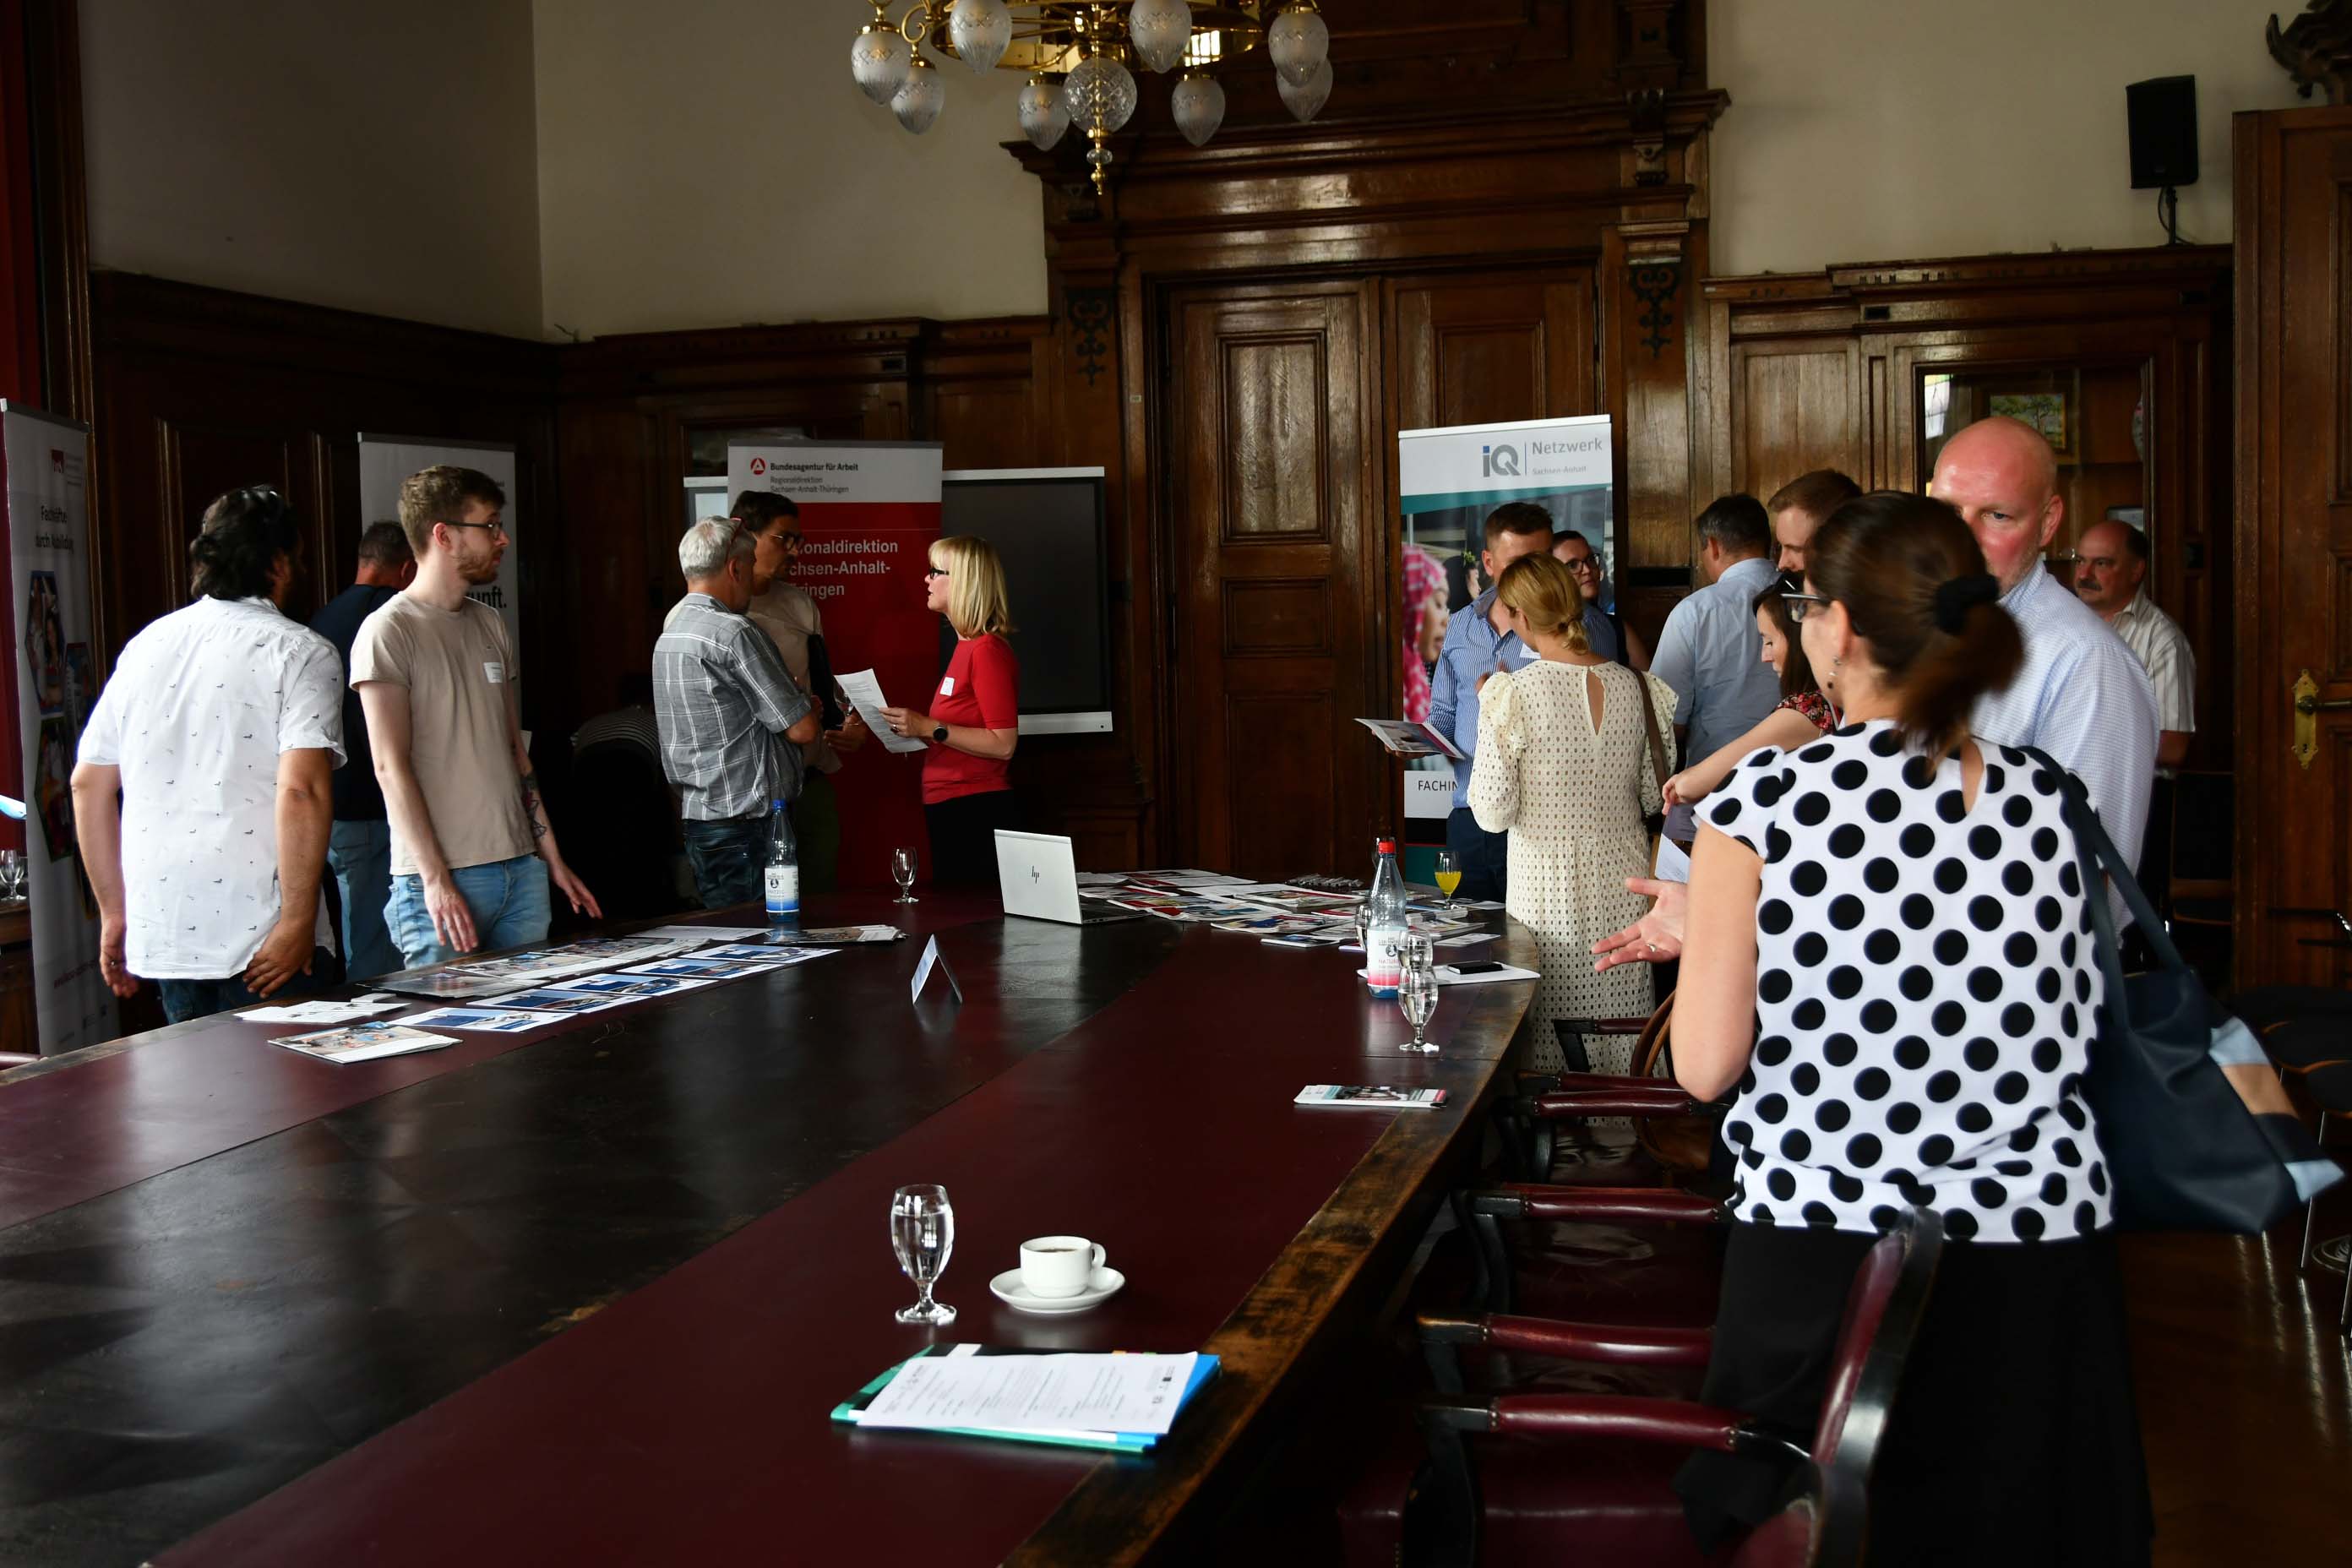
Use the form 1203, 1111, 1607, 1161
833, 1344, 1219, 1453
1083, 870, 1503, 950
259, 924, 904, 1063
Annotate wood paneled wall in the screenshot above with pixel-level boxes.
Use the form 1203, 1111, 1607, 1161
88, 271, 557, 692
1694, 246, 2234, 770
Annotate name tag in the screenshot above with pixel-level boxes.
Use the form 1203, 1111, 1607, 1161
939, 676, 956, 696
484, 662, 505, 684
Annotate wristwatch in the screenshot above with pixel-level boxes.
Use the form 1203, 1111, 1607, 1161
932, 724, 950, 743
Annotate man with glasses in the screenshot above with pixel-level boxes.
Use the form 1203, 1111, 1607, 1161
733, 491, 866, 894
351, 466, 601, 966
1550, 529, 1649, 668
655, 516, 819, 908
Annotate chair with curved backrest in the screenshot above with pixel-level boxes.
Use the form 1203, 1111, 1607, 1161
1407, 1210, 1945, 1568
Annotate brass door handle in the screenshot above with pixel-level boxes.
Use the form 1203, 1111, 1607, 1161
2293, 668, 2350, 767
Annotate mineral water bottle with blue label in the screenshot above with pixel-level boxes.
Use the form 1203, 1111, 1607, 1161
1365, 836, 1407, 997
765, 798, 799, 928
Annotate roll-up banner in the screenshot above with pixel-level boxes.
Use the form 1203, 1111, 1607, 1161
358, 435, 522, 707
2, 402, 114, 1052
725, 441, 944, 890
1396, 414, 1615, 830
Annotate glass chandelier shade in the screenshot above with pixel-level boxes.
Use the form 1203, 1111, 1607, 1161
851, 21, 913, 106
1062, 49, 1139, 135
893, 53, 947, 133
946, 0, 1013, 74
1018, 74, 1070, 150
1266, 2, 1329, 89
1276, 52, 1330, 122
1170, 69, 1225, 146
1126, 0, 1194, 74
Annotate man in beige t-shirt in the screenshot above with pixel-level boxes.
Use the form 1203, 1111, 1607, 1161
353, 465, 601, 966
732, 490, 866, 894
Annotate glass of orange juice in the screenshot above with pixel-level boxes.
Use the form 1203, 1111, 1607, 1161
1433, 848, 1462, 914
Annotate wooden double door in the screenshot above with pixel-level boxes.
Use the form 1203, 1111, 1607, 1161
1162, 267, 1598, 879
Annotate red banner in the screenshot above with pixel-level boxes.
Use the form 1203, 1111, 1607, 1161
728, 444, 942, 890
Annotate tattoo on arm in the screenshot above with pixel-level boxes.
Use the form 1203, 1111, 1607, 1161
520, 770, 549, 844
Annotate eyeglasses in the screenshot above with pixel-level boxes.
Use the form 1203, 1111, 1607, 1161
1560, 555, 1600, 573
443, 518, 508, 537
1782, 591, 1830, 623
924, 567, 950, 580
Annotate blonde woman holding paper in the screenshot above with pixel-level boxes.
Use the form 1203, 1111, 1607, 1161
1467, 553, 1676, 1075
880, 534, 1021, 887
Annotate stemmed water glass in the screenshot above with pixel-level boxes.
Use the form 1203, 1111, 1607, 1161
1397, 936, 1440, 1054
0, 850, 21, 903
890, 1183, 956, 1325
891, 847, 919, 905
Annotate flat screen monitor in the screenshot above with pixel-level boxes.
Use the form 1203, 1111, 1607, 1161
941, 468, 1112, 735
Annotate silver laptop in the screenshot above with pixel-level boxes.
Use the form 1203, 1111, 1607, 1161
996, 830, 1141, 926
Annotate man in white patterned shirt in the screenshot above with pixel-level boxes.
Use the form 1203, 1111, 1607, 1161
653, 518, 818, 909
2075, 519, 2193, 769
73, 487, 342, 1022
1931, 417, 2159, 882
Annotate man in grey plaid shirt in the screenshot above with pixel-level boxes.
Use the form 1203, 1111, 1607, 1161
653, 517, 819, 908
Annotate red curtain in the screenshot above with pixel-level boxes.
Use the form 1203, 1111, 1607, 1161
0, 0, 42, 843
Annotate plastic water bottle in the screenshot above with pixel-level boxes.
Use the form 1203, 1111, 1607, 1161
1364, 836, 1407, 997
765, 798, 799, 928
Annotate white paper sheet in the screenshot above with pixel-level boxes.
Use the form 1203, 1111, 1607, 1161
239, 993, 406, 1025
838, 667, 933, 754
630, 924, 767, 944
1652, 836, 1691, 885
858, 1352, 1199, 1437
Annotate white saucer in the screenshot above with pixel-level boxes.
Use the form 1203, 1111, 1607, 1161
988, 1266, 1126, 1315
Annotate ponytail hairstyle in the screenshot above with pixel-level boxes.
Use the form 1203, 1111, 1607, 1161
1805, 492, 2023, 762
1494, 553, 1589, 652
1751, 575, 1818, 701
189, 486, 302, 602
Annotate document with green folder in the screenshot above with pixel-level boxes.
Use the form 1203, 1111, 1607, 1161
830, 1344, 1220, 1452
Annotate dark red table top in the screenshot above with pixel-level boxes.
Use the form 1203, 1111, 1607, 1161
0, 891, 1533, 1565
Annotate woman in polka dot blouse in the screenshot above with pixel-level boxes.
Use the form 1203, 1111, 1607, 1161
1669, 492, 2151, 1564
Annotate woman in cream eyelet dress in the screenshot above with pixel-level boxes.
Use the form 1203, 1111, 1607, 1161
1467, 552, 1678, 1075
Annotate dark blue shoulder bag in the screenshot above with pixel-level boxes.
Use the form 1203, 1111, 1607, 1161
2025, 749, 2341, 1232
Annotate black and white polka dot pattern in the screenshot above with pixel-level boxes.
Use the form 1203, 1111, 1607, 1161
1702, 720, 2111, 1243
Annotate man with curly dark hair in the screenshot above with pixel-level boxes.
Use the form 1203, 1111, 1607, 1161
70, 485, 342, 1021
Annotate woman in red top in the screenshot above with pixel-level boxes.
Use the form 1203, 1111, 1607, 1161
1661, 576, 1841, 811
880, 534, 1021, 886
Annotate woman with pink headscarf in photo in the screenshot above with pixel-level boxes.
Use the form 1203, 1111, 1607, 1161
1402, 546, 1448, 722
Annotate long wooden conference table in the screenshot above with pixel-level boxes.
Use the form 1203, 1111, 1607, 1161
0, 889, 1537, 1565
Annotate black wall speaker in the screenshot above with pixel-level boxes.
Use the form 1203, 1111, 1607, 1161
2126, 75, 2197, 190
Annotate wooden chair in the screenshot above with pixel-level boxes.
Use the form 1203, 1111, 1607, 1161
1407, 1211, 1945, 1568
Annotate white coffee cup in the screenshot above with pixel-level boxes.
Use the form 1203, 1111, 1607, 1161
1018, 1235, 1108, 1298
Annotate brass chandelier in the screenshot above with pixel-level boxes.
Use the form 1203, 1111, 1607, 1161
849, 0, 1333, 191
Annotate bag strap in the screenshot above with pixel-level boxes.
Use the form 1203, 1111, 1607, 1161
2019, 745, 2190, 984
1635, 672, 1670, 794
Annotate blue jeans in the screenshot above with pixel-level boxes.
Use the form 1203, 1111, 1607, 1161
387, 854, 552, 969
327, 819, 402, 982
158, 962, 327, 1025
681, 814, 768, 911
1446, 807, 1509, 903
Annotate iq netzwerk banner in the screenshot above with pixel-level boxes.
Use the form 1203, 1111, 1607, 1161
2, 402, 114, 1051
1396, 414, 1614, 826
727, 440, 944, 890
359, 434, 521, 706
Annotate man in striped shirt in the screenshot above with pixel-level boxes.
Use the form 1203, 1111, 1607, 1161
652, 518, 819, 909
